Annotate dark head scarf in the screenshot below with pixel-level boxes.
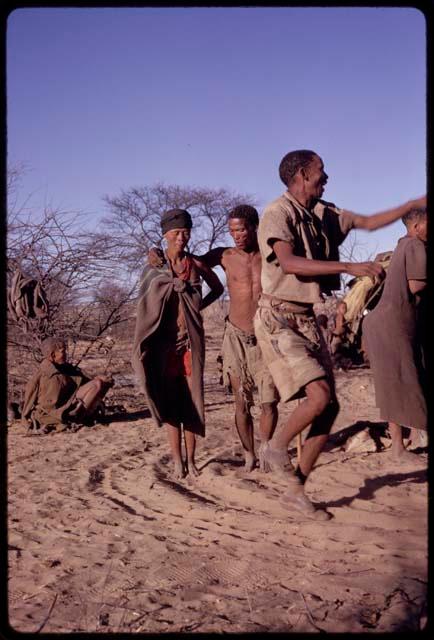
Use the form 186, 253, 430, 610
41, 337, 66, 358
161, 209, 193, 234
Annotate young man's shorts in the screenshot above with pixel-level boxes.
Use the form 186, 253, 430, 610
254, 295, 335, 403
221, 318, 279, 407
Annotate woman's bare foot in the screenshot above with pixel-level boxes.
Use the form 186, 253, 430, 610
243, 451, 256, 472
173, 460, 186, 479
187, 460, 200, 477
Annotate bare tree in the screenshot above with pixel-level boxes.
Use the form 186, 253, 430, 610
98, 182, 256, 279
7, 168, 135, 363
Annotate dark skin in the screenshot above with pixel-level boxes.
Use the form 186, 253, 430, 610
161, 227, 224, 479
205, 219, 278, 471
150, 218, 278, 472
269, 153, 427, 480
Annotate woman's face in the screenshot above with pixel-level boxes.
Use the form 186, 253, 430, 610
164, 227, 191, 252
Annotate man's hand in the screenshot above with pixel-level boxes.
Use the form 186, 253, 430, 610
148, 247, 166, 268
345, 261, 385, 283
408, 195, 426, 210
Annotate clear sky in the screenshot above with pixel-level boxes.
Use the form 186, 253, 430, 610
7, 6, 426, 260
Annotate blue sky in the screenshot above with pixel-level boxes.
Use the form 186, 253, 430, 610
7, 6, 426, 260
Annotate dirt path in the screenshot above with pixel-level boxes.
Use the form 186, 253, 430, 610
7, 340, 427, 632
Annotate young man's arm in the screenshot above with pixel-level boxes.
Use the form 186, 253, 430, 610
344, 195, 426, 231
199, 246, 228, 269
273, 240, 385, 282
194, 258, 225, 310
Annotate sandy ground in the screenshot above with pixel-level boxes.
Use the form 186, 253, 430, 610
7, 326, 428, 633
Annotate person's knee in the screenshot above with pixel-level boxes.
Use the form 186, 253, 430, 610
261, 401, 277, 418
90, 378, 104, 396
306, 379, 331, 416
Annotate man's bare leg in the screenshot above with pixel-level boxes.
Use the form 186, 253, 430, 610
75, 377, 112, 415
165, 422, 185, 478
271, 379, 331, 453
230, 375, 255, 471
184, 429, 200, 477
297, 398, 340, 480
262, 378, 333, 519
259, 401, 279, 442
258, 401, 278, 471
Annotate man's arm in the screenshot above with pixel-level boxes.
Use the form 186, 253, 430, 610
194, 257, 224, 310
346, 195, 426, 231
148, 246, 228, 269
199, 246, 228, 269
273, 240, 385, 282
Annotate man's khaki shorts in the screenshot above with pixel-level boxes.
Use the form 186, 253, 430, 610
221, 318, 279, 407
254, 297, 334, 403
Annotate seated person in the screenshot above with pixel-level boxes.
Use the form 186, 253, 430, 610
22, 337, 114, 432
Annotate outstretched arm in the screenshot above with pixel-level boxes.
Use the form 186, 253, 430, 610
194, 258, 224, 310
148, 246, 228, 269
273, 240, 385, 282
346, 195, 426, 231
198, 246, 228, 269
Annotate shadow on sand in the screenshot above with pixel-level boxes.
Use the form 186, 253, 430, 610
324, 420, 389, 451
99, 408, 151, 424
321, 468, 427, 510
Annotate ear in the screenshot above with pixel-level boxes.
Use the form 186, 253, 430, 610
300, 166, 309, 180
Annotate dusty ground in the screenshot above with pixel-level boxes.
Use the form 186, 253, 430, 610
7, 324, 428, 633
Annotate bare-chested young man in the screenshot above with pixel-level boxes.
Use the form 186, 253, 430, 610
133, 208, 224, 479
205, 206, 280, 471
150, 205, 279, 472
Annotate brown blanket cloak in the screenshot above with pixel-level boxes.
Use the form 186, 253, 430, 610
362, 236, 426, 430
22, 360, 89, 428
131, 259, 205, 433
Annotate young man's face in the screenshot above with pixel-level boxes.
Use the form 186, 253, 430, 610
304, 155, 328, 200
228, 218, 257, 250
52, 344, 67, 365
164, 227, 191, 251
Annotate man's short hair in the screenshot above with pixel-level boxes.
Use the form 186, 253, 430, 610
279, 150, 317, 187
228, 204, 259, 227
402, 207, 427, 228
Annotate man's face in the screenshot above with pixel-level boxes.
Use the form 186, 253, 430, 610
304, 155, 328, 200
164, 227, 191, 251
52, 344, 67, 365
228, 218, 256, 250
